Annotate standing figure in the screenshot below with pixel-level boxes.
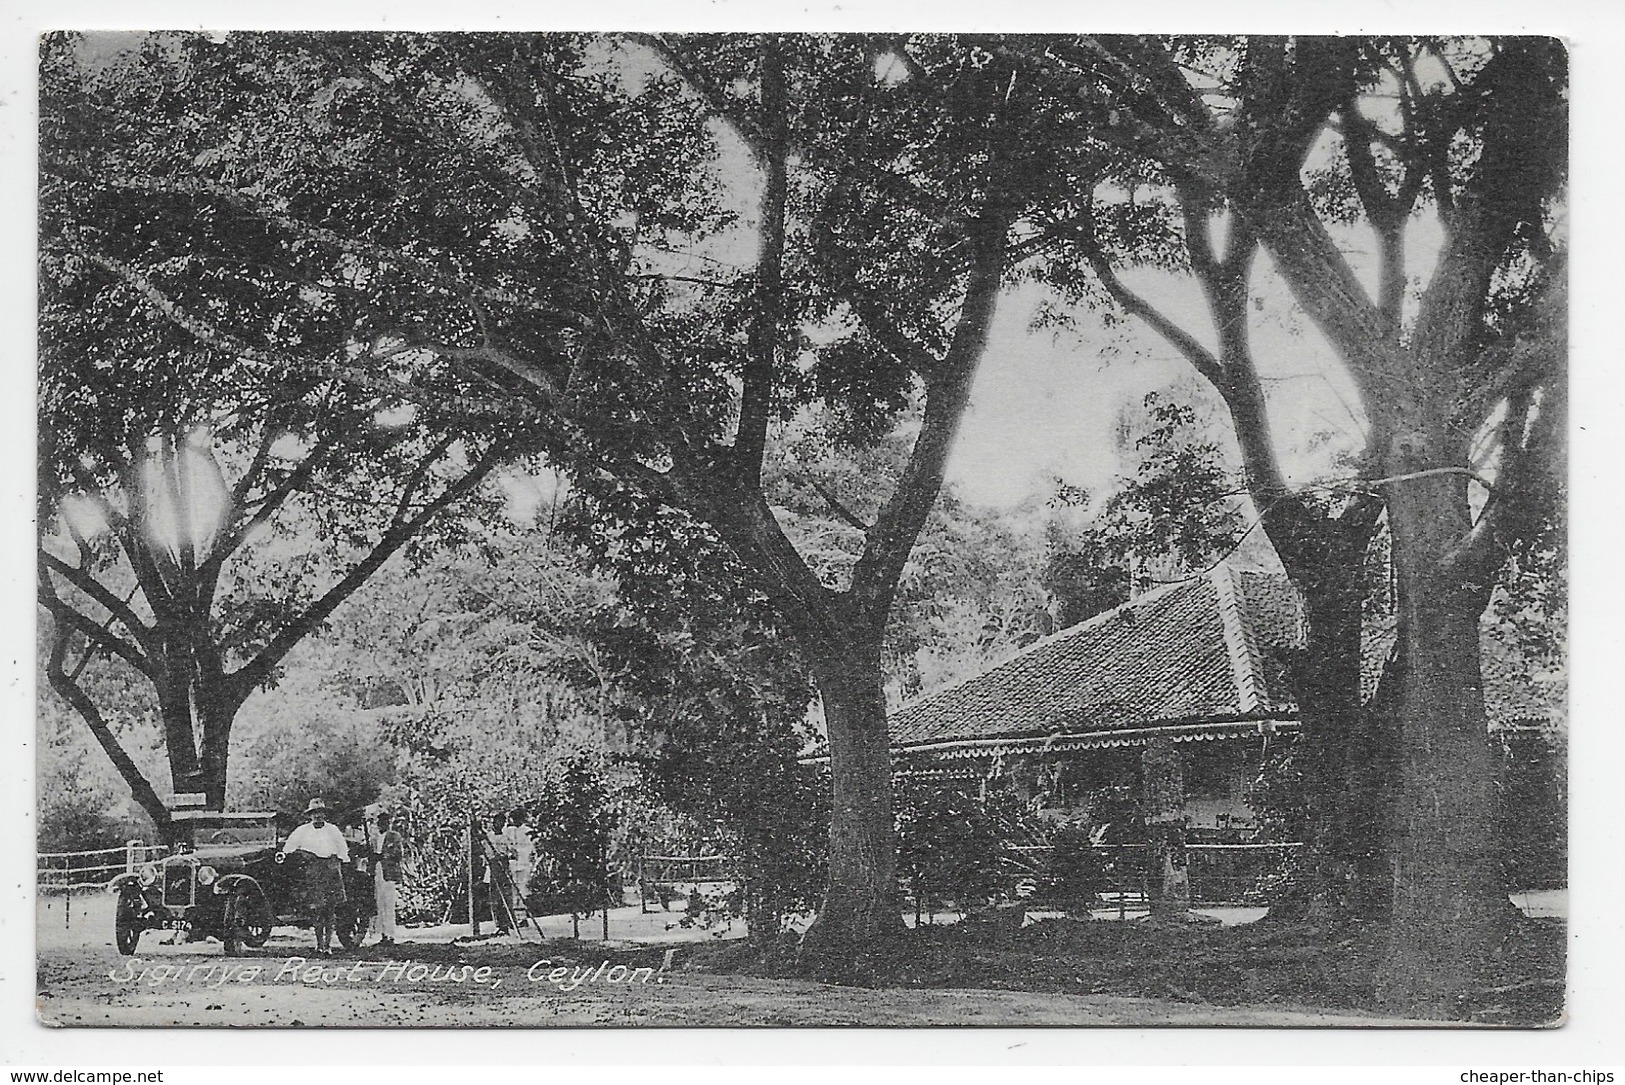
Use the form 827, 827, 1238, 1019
278, 798, 349, 955
482, 812, 510, 932
502, 807, 535, 931
372, 811, 404, 947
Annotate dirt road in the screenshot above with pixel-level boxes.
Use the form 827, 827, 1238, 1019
38, 896, 1410, 1027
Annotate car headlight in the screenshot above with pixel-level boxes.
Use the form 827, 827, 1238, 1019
196, 865, 218, 887
138, 864, 158, 887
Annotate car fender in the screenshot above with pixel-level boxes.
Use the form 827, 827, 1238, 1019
213, 873, 264, 898
107, 872, 144, 896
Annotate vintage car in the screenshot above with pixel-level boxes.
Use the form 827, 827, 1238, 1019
107, 810, 375, 955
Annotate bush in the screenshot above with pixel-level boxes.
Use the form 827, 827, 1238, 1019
527, 755, 619, 916
1045, 824, 1106, 912
896, 778, 1013, 913
639, 739, 829, 942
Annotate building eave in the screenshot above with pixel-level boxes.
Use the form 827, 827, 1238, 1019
800, 715, 1300, 766
894, 717, 1300, 761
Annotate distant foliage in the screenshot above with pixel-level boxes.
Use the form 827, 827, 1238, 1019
228, 671, 402, 817
1041, 389, 1247, 630
1488, 493, 1567, 713
38, 703, 158, 853
36, 626, 164, 852
1106, 393, 1246, 570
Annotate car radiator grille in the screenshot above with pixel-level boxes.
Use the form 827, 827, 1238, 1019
162, 864, 195, 908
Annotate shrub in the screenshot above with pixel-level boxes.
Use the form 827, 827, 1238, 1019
1045, 824, 1106, 911
896, 778, 1011, 913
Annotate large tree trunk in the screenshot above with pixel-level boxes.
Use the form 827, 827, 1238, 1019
155, 670, 236, 833
1278, 548, 1393, 919
1344, 651, 1402, 917
198, 699, 234, 812
1222, 317, 1393, 918
1377, 462, 1508, 1015
798, 631, 906, 970
155, 676, 203, 816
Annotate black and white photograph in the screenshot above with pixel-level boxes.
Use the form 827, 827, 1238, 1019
30, 27, 1576, 1036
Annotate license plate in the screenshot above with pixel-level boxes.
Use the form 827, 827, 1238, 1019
161, 918, 192, 930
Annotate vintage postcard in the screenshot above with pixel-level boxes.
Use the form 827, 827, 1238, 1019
34, 30, 1567, 1031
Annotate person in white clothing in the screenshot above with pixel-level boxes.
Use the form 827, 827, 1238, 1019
278, 798, 349, 955
371, 811, 404, 946
502, 807, 535, 925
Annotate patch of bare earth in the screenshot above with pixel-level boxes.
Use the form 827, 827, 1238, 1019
36, 897, 1560, 1027
687, 914, 1565, 1026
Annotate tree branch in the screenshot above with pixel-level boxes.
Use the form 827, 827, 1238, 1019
390, 433, 459, 531
849, 204, 1011, 618
1445, 375, 1564, 580
198, 426, 350, 591
226, 438, 514, 702
736, 36, 789, 477
50, 166, 582, 323
1056, 203, 1227, 391
800, 476, 873, 533
54, 243, 533, 421
44, 625, 172, 835
38, 562, 154, 679
38, 550, 156, 655
630, 34, 769, 155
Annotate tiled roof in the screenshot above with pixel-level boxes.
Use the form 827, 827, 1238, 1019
888, 567, 1299, 749
890, 567, 1558, 751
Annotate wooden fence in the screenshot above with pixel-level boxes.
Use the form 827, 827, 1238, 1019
36, 841, 169, 893
1009, 841, 1302, 906
633, 842, 1303, 912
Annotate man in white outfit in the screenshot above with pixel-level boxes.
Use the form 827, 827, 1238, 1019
502, 807, 535, 928
278, 798, 349, 955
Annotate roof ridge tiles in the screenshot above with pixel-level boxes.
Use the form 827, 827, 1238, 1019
1211, 565, 1264, 713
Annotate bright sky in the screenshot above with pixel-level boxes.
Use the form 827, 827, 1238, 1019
946, 270, 1366, 507
691, 85, 1413, 511
943, 206, 1449, 507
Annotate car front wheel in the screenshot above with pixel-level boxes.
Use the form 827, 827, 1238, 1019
243, 893, 273, 948
114, 895, 142, 956
222, 891, 258, 956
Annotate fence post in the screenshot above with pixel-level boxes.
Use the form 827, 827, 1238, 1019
602, 847, 611, 940
1118, 848, 1126, 920
467, 813, 481, 939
